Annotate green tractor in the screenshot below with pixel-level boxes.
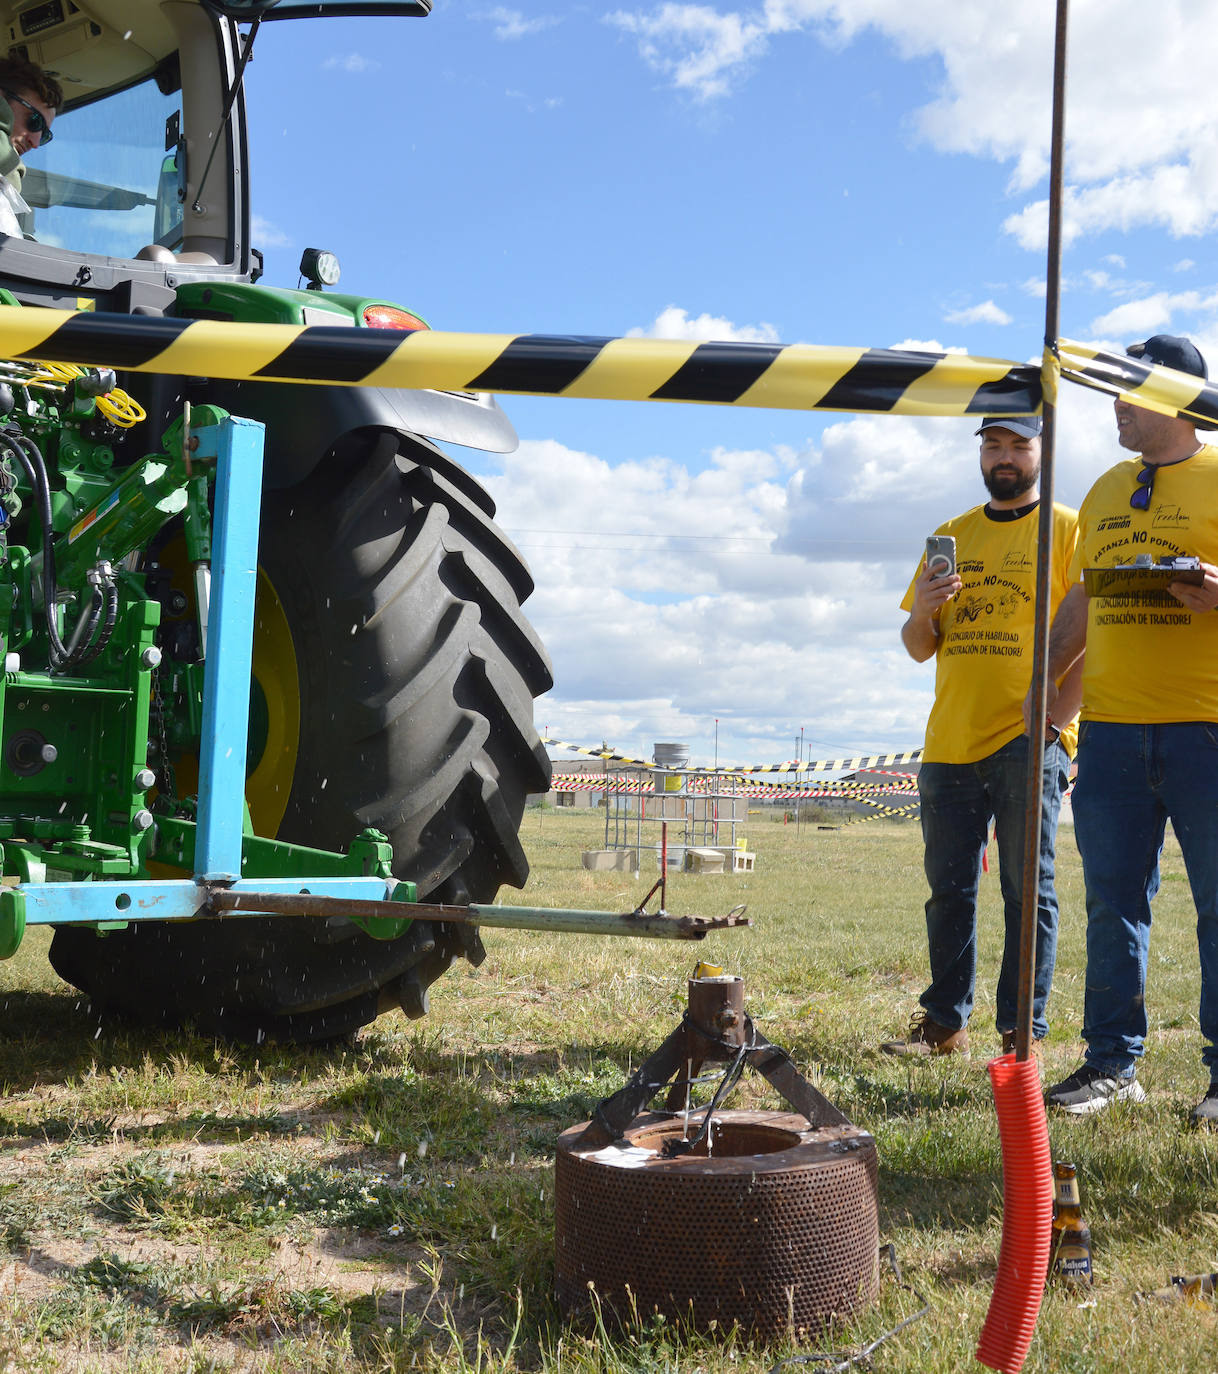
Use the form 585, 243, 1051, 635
0, 0, 554, 1041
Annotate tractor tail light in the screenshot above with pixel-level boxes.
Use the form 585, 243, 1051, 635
363, 305, 429, 332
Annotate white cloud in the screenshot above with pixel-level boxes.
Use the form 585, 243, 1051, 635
777, 389, 1119, 571
321, 53, 379, 73
1004, 164, 1218, 252
627, 305, 781, 342
1175, 259, 1197, 273
944, 300, 1013, 328
890, 339, 966, 355
488, 435, 916, 757
477, 7, 561, 40
606, 5, 770, 100
1080, 267, 1152, 301
488, 434, 931, 757
251, 214, 290, 248
1087, 294, 1175, 340
607, 2, 1218, 248
1088, 289, 1218, 339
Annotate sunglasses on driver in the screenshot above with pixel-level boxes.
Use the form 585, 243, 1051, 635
3, 90, 52, 146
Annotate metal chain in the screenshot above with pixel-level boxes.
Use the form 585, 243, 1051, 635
149, 662, 177, 803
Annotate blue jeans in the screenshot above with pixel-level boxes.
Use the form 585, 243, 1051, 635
918, 734, 1068, 1040
1072, 722, 1218, 1078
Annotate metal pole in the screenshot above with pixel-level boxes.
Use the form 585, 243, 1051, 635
194, 416, 265, 882
205, 889, 751, 939
1015, 0, 1069, 1062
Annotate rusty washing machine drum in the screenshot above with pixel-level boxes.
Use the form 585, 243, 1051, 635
555, 1109, 879, 1339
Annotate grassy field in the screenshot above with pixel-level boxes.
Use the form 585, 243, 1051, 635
0, 807, 1216, 1371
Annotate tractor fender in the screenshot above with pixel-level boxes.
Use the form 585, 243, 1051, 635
198, 378, 518, 489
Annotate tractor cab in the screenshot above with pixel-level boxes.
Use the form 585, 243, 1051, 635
0, 0, 427, 310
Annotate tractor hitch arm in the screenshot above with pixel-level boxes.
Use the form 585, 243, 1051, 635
203, 886, 751, 940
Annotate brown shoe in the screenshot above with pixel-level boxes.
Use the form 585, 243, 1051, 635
1001, 1031, 1044, 1074
880, 1010, 969, 1058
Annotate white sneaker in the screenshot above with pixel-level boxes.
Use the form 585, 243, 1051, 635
1046, 1063, 1146, 1115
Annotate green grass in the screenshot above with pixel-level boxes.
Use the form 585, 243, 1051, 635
0, 808, 1214, 1369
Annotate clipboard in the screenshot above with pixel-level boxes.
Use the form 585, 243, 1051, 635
1084, 564, 1205, 597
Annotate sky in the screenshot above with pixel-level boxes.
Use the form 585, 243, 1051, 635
241, 0, 1218, 771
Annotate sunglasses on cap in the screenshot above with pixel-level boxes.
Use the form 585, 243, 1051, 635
1130, 463, 1155, 511
3, 90, 52, 146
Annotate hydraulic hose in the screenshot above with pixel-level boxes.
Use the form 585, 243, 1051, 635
61, 581, 104, 660
975, 1053, 1052, 1373
0, 428, 73, 669
74, 576, 118, 667
2, 427, 117, 672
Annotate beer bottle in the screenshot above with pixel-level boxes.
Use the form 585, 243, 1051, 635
1143, 1272, 1218, 1306
1049, 1161, 1093, 1285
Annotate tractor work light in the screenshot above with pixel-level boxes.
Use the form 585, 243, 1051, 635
299, 248, 341, 289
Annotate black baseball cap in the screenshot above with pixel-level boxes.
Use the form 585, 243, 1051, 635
975, 416, 1043, 440
1126, 334, 1217, 428
1126, 334, 1208, 379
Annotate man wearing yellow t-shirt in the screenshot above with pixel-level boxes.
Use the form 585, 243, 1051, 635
1040, 335, 1218, 1121
881, 416, 1081, 1059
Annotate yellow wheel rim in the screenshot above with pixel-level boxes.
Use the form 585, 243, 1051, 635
246, 567, 301, 837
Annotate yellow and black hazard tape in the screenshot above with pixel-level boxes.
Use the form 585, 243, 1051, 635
6, 310, 1218, 427
0, 304, 1042, 416
550, 771, 916, 798
542, 736, 923, 775
841, 799, 923, 827
1058, 338, 1218, 429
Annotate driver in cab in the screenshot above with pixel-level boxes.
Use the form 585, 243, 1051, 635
0, 56, 61, 235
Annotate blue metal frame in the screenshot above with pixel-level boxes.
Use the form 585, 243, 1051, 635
20, 874, 395, 925
17, 412, 401, 929
193, 415, 262, 881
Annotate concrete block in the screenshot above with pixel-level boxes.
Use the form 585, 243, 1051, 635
686, 847, 727, 875
581, 849, 640, 872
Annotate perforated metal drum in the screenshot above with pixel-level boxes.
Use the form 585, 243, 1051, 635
555, 1109, 879, 1339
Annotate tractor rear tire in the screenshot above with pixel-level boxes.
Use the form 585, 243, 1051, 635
48, 430, 552, 1042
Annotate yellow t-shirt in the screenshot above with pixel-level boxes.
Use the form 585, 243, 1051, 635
1070, 446, 1218, 722
902, 501, 1080, 764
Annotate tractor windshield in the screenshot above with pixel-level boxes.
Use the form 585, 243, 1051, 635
19, 78, 183, 260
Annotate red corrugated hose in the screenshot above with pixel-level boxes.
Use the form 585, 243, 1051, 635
975, 1053, 1052, 1373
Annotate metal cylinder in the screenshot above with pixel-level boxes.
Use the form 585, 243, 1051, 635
653, 742, 689, 796
555, 1109, 879, 1339
652, 742, 690, 770
687, 973, 745, 1048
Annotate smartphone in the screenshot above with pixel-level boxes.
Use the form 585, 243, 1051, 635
925, 535, 956, 580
